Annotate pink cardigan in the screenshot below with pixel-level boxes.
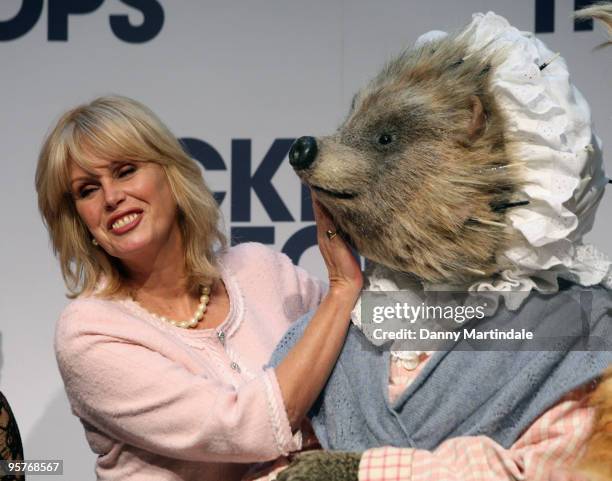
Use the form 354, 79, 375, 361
55, 243, 325, 481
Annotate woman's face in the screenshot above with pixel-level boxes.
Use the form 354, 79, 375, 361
69, 157, 180, 263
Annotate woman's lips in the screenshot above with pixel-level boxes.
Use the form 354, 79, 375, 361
110, 212, 143, 235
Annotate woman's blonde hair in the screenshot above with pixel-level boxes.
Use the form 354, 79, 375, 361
35, 95, 227, 299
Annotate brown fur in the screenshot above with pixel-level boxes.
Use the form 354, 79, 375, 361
297, 34, 522, 284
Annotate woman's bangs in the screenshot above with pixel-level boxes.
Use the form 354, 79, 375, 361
70, 117, 138, 166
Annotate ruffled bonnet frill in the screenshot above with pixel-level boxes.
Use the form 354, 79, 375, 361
351, 12, 611, 366
459, 12, 611, 308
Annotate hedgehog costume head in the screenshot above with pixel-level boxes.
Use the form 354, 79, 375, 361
289, 12, 611, 298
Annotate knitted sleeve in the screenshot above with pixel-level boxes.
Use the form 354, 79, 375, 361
358, 388, 596, 481
267, 312, 311, 370
55, 300, 300, 464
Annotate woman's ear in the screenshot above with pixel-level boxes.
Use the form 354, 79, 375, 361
467, 95, 487, 141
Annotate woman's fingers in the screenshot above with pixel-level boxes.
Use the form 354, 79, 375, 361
310, 194, 362, 293
312, 197, 347, 253
312, 198, 336, 240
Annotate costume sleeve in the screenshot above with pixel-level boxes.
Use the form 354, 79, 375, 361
55, 302, 301, 464
358, 389, 595, 481
267, 313, 312, 369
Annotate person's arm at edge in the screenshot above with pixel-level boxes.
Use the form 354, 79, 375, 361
275, 198, 362, 431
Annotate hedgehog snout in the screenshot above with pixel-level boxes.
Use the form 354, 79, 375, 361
289, 136, 318, 170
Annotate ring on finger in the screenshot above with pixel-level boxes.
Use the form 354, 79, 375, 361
326, 230, 337, 240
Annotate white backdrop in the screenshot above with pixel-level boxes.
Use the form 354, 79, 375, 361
0, 1, 610, 479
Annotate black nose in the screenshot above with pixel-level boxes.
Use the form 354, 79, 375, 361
289, 136, 318, 170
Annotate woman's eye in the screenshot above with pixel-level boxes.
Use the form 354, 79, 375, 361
79, 187, 97, 198
378, 134, 393, 145
118, 165, 136, 177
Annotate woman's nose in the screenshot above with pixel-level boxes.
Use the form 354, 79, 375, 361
103, 182, 126, 209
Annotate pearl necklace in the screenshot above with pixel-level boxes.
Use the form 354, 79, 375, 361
131, 284, 212, 329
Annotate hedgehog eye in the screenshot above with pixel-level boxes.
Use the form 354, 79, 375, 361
378, 133, 393, 145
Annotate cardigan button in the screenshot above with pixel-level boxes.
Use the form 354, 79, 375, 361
230, 362, 241, 373
217, 331, 225, 345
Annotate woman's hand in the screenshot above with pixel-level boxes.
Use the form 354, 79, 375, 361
312, 196, 363, 299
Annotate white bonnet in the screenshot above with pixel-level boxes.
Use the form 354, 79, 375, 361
352, 15, 610, 362
417, 12, 611, 308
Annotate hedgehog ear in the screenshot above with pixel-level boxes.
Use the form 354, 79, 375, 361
467, 95, 487, 141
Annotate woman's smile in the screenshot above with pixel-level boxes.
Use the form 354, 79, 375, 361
109, 211, 144, 234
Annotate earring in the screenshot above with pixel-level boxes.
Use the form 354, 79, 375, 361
92, 238, 99, 246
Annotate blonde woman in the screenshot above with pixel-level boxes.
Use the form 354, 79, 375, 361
35, 96, 361, 480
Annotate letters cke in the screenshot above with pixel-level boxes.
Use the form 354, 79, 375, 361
181, 137, 320, 266
0, 0, 164, 42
